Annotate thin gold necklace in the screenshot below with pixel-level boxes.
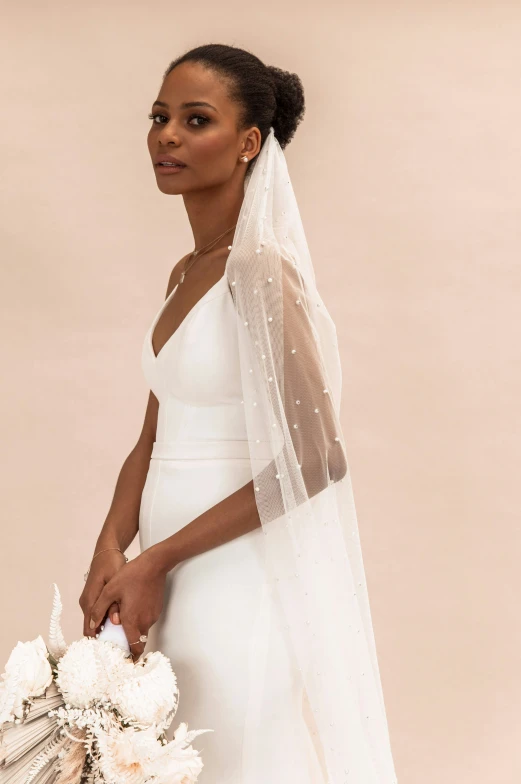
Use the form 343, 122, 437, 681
180, 223, 237, 283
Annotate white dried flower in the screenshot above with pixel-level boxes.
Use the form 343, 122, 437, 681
56, 638, 132, 709
95, 722, 211, 784
107, 651, 178, 729
146, 721, 212, 783
96, 724, 164, 784
0, 635, 53, 722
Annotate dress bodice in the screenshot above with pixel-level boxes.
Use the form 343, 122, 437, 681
141, 274, 250, 458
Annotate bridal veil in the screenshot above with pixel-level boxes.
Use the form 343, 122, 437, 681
226, 127, 399, 784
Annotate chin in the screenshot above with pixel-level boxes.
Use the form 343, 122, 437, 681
155, 181, 186, 195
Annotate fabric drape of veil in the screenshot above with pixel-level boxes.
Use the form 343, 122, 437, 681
225, 127, 399, 783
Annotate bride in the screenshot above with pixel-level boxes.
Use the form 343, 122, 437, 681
79, 43, 399, 784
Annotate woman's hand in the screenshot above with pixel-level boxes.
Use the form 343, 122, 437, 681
87, 549, 167, 661
79, 549, 127, 638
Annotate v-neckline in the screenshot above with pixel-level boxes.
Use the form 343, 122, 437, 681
148, 271, 228, 361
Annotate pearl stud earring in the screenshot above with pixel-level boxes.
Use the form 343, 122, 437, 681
241, 156, 248, 162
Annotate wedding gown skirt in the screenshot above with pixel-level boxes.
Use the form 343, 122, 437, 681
138, 274, 325, 784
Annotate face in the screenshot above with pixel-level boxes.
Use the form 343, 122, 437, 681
147, 61, 260, 195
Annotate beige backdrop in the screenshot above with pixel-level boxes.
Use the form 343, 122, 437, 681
2, 2, 520, 782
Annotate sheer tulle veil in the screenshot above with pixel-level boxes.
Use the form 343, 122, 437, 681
225, 127, 399, 783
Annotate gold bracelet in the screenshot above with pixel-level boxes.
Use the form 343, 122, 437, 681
84, 548, 128, 582
92, 547, 128, 562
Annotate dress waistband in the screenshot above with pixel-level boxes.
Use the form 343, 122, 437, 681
151, 439, 275, 461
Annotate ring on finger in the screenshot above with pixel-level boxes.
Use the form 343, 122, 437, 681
129, 634, 148, 646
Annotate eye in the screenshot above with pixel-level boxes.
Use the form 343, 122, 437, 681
187, 113, 210, 127
148, 113, 167, 124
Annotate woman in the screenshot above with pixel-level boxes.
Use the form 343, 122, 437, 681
79, 44, 398, 784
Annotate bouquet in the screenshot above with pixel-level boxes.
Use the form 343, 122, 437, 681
0, 584, 212, 784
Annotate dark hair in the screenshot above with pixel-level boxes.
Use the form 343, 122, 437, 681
162, 43, 305, 153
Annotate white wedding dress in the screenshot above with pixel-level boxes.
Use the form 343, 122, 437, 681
138, 272, 326, 784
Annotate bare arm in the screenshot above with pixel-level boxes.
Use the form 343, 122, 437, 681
94, 390, 158, 554
147, 478, 261, 574
79, 390, 158, 634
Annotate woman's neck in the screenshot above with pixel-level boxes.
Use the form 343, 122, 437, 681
182, 172, 246, 250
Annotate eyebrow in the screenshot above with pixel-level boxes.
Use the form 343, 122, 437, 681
151, 100, 219, 113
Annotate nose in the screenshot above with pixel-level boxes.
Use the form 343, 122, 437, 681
156, 120, 181, 147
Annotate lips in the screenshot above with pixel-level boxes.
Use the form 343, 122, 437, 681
155, 154, 186, 167
155, 163, 186, 176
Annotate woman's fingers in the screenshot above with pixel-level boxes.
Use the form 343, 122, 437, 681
81, 580, 106, 637
89, 584, 116, 635
123, 618, 148, 662
108, 601, 121, 624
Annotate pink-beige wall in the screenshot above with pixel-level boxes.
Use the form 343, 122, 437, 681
2, 2, 520, 782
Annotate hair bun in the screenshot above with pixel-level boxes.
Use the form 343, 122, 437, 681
266, 65, 305, 149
